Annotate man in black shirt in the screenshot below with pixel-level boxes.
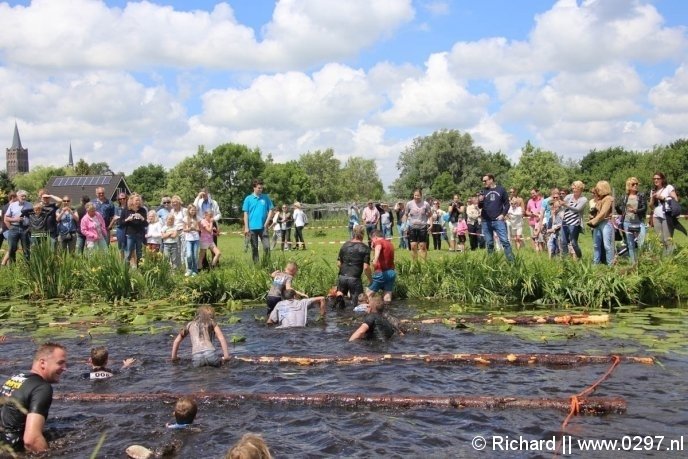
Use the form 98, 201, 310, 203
349, 297, 399, 341
1, 342, 67, 453
335, 224, 372, 308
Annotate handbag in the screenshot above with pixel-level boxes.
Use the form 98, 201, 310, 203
668, 199, 682, 218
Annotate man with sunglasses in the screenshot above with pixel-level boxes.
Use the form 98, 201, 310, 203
156, 196, 172, 221
478, 174, 514, 262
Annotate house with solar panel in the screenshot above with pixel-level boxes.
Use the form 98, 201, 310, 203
44, 174, 131, 203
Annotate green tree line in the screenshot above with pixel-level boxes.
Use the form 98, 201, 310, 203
2, 131, 687, 211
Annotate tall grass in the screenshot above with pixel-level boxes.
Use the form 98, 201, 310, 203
3, 229, 686, 310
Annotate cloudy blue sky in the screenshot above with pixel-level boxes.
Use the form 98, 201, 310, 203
1, 0, 687, 189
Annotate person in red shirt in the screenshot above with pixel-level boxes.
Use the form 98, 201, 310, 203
366, 229, 396, 303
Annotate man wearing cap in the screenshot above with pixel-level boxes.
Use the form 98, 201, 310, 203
36, 189, 63, 248
3, 190, 33, 263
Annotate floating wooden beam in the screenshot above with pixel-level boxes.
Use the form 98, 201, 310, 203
56, 392, 626, 415
402, 314, 610, 326
229, 353, 653, 366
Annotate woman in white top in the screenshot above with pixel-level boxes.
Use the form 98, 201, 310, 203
292, 202, 307, 250
184, 205, 200, 276
649, 171, 679, 255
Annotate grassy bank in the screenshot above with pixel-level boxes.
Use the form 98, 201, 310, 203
0, 220, 686, 311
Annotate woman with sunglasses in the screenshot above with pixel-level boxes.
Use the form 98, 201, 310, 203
615, 177, 647, 264
649, 172, 679, 255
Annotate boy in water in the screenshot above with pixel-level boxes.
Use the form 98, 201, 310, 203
82, 346, 136, 380
171, 305, 230, 367
166, 396, 198, 429
265, 262, 306, 316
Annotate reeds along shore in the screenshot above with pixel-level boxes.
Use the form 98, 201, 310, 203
0, 229, 686, 309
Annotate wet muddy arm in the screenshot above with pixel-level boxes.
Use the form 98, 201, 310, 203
24, 413, 48, 452
349, 323, 369, 341
214, 325, 230, 360
170, 334, 184, 361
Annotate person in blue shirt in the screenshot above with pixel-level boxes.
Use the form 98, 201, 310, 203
242, 179, 274, 264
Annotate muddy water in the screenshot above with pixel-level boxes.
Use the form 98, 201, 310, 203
1, 302, 686, 458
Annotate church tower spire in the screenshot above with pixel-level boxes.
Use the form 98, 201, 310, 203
6, 122, 29, 179
68, 142, 74, 168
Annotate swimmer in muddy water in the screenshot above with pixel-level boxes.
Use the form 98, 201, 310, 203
171, 305, 230, 367
349, 296, 404, 341
166, 396, 198, 429
125, 397, 198, 459
82, 346, 136, 380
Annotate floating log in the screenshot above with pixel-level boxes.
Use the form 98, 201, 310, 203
55, 392, 625, 415
230, 353, 654, 367
402, 314, 610, 326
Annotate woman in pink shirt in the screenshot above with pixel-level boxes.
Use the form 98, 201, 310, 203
80, 202, 108, 251
525, 188, 543, 251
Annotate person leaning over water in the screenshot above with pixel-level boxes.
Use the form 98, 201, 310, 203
266, 289, 326, 328
1, 342, 68, 453
171, 305, 230, 367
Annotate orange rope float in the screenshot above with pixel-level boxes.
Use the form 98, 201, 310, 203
562, 355, 622, 428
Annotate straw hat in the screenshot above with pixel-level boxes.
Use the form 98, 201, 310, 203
293, 202, 301, 208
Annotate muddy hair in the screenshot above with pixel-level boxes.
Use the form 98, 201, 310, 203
194, 305, 216, 344
90, 346, 109, 367
174, 396, 198, 424
225, 433, 273, 459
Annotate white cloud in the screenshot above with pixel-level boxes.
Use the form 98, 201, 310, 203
201, 63, 381, 129
377, 53, 489, 127
0, 0, 414, 72
447, 0, 685, 79
422, 1, 450, 16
